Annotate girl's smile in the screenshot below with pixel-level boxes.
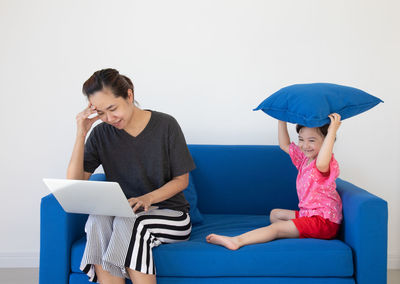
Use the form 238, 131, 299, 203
298, 127, 324, 160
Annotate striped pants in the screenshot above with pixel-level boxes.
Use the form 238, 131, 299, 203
80, 209, 191, 282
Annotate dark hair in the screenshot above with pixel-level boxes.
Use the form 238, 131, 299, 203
82, 68, 135, 102
296, 123, 330, 137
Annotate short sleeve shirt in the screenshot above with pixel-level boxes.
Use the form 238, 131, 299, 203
289, 142, 342, 224
83, 110, 196, 213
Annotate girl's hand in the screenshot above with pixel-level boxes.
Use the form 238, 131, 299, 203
75, 102, 101, 137
328, 113, 341, 134
128, 194, 154, 213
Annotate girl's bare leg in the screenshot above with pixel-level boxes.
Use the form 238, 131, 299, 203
269, 209, 296, 223
127, 268, 157, 284
206, 220, 299, 250
94, 264, 125, 284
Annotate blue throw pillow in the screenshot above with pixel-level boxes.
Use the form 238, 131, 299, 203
183, 172, 204, 225
254, 83, 383, 127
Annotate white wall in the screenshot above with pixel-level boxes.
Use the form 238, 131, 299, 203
0, 0, 399, 269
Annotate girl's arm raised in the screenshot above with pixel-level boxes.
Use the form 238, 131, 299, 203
316, 113, 341, 173
278, 120, 291, 154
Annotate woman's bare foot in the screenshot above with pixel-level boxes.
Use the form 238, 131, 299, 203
206, 234, 241, 250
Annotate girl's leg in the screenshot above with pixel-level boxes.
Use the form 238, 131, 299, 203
127, 268, 156, 284
206, 220, 299, 250
94, 264, 125, 284
269, 209, 296, 223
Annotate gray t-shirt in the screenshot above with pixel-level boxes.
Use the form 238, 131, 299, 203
83, 110, 196, 213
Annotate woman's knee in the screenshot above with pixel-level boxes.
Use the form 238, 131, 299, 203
85, 215, 113, 232
112, 216, 136, 231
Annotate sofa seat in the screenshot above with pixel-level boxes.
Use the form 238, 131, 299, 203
71, 214, 353, 278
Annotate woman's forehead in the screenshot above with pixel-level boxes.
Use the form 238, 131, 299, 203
89, 90, 120, 107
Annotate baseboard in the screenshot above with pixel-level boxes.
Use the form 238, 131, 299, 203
388, 254, 400, 270
0, 252, 39, 268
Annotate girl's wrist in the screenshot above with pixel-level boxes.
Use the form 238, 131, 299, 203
328, 125, 339, 135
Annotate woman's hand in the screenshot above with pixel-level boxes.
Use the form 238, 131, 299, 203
128, 194, 154, 213
128, 174, 188, 213
328, 113, 341, 134
76, 102, 101, 137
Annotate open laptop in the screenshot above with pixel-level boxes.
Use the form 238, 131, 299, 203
43, 178, 157, 217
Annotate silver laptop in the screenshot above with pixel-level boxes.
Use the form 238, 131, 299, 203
43, 178, 157, 217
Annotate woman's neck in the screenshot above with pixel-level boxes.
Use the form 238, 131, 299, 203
124, 106, 151, 136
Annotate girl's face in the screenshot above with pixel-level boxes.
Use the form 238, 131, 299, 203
89, 88, 134, 129
298, 127, 325, 160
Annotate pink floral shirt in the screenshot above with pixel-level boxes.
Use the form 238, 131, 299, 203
289, 142, 342, 224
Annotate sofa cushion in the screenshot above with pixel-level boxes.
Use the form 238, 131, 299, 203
183, 172, 204, 224
188, 145, 299, 215
70, 273, 355, 284
254, 83, 383, 127
71, 214, 353, 277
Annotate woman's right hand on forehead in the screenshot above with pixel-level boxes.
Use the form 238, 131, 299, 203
75, 102, 101, 137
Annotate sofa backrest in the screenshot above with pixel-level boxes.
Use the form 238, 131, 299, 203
188, 145, 299, 215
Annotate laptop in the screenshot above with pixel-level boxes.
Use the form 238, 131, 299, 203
42, 178, 158, 217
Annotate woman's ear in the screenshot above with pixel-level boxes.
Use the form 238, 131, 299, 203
127, 89, 134, 104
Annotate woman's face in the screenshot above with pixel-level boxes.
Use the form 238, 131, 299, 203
89, 88, 134, 129
298, 127, 325, 160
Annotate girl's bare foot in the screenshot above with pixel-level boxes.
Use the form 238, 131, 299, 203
206, 234, 240, 250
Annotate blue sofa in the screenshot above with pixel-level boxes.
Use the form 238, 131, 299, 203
40, 145, 388, 284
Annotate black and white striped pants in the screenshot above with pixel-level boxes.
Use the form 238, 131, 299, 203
80, 209, 191, 282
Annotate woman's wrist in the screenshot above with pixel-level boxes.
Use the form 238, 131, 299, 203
145, 192, 156, 205
76, 130, 87, 139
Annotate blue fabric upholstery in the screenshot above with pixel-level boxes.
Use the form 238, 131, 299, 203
72, 214, 353, 277
39, 194, 88, 284
336, 179, 388, 284
188, 145, 299, 215
254, 83, 383, 127
40, 146, 387, 284
70, 273, 355, 284
183, 172, 204, 224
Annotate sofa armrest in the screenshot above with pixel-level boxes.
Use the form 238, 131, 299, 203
336, 178, 388, 284
39, 173, 106, 284
39, 194, 87, 284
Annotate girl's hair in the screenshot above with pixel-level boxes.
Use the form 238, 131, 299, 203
296, 123, 330, 137
82, 68, 135, 102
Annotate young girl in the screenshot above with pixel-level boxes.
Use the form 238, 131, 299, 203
67, 68, 195, 284
206, 113, 342, 250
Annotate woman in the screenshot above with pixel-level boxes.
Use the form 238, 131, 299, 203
67, 68, 195, 284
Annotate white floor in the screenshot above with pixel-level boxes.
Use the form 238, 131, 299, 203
0, 268, 399, 284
